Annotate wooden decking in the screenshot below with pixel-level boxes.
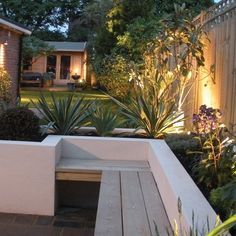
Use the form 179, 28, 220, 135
95, 171, 171, 236
56, 158, 171, 236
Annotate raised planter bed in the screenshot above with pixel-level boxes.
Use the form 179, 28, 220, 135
0, 136, 218, 234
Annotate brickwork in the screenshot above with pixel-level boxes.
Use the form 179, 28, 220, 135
0, 27, 21, 101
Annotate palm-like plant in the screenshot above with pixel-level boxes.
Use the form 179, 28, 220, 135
90, 102, 124, 136
32, 93, 92, 135
111, 87, 184, 139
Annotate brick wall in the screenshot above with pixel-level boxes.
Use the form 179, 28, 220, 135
0, 27, 21, 102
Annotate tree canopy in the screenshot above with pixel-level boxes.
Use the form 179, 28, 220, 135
0, 0, 214, 77
0, 0, 85, 32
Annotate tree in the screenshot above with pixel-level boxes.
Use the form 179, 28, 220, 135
22, 36, 54, 67
33, 29, 66, 42
155, 0, 214, 16
0, 0, 85, 32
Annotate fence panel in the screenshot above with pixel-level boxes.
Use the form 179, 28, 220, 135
185, 0, 236, 131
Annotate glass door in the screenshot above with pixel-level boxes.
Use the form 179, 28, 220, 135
60, 56, 71, 80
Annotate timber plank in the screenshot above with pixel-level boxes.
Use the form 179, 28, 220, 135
121, 171, 151, 236
94, 171, 122, 236
56, 171, 101, 182
139, 171, 172, 236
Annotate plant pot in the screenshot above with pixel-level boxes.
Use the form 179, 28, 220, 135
67, 82, 75, 91
43, 80, 53, 88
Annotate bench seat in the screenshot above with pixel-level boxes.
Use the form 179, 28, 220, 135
95, 170, 172, 236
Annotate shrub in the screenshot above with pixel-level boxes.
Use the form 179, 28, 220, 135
89, 102, 124, 136
165, 133, 201, 174
210, 179, 236, 218
98, 55, 131, 100
33, 93, 92, 135
0, 68, 12, 102
0, 107, 40, 141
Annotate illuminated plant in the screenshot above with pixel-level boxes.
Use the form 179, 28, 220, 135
136, 4, 207, 112
0, 68, 12, 102
112, 84, 184, 139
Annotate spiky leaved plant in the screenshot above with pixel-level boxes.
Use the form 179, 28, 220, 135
89, 102, 124, 137
32, 93, 92, 135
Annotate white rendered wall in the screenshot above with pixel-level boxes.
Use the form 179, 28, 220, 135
61, 136, 149, 161
148, 140, 218, 233
0, 140, 56, 216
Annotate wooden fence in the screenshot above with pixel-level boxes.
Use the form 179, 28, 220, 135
185, 0, 236, 131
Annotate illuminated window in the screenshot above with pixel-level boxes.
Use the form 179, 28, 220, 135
47, 55, 57, 74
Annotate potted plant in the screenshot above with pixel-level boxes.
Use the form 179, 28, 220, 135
42, 72, 54, 87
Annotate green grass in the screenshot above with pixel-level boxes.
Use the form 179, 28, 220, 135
20, 88, 134, 128
20, 89, 112, 107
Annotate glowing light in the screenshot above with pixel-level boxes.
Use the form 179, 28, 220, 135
201, 83, 215, 107
0, 44, 5, 68
73, 68, 79, 74
187, 71, 192, 79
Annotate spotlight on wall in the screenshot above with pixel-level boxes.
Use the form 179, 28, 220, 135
4, 40, 8, 46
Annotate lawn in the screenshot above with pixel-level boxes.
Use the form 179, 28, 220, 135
20, 88, 133, 128
20, 88, 113, 107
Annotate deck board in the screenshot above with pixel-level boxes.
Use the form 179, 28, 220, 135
94, 171, 122, 236
139, 171, 172, 236
57, 159, 171, 236
121, 171, 151, 236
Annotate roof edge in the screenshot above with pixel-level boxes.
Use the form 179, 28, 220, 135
0, 18, 31, 35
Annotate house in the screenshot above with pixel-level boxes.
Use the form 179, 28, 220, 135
0, 16, 31, 99
25, 41, 88, 85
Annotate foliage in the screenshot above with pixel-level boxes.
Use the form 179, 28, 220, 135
155, 0, 214, 16
155, 198, 236, 236
98, 55, 132, 100
207, 215, 236, 236
89, 102, 124, 137
113, 86, 184, 139
193, 105, 222, 134
0, 107, 40, 141
32, 93, 92, 135
192, 106, 236, 191
92, 2, 210, 100
166, 133, 201, 174
210, 178, 236, 218
106, 0, 156, 37
0, 0, 86, 32
141, 4, 206, 111
22, 36, 54, 65
116, 16, 161, 62
0, 97, 25, 115
33, 29, 66, 41
68, 0, 113, 42
0, 68, 12, 102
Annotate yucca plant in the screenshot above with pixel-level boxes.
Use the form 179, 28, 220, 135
110, 87, 184, 139
89, 102, 124, 136
32, 93, 92, 135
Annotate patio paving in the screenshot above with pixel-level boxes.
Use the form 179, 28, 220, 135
0, 209, 95, 236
